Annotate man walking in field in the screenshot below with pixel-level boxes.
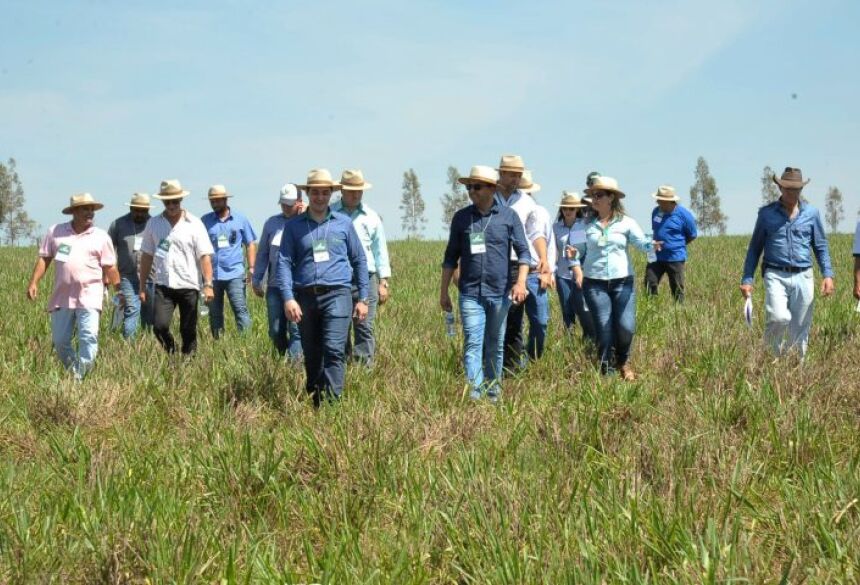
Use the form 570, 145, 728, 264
107, 192, 155, 338
519, 170, 554, 360
741, 167, 834, 357
645, 185, 698, 302
138, 179, 215, 355
201, 184, 257, 338
26, 193, 119, 379
441, 165, 530, 402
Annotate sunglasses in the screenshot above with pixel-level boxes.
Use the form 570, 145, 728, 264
466, 183, 490, 191
164, 200, 181, 206
591, 190, 613, 199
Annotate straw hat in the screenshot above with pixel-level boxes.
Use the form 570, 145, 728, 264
652, 185, 680, 202
773, 167, 810, 189
279, 184, 299, 206
559, 191, 587, 208
457, 165, 499, 186
207, 184, 232, 199
340, 169, 373, 191
584, 175, 626, 199
62, 193, 104, 214
497, 154, 526, 173
125, 192, 151, 209
298, 169, 341, 191
153, 179, 190, 200
518, 170, 541, 194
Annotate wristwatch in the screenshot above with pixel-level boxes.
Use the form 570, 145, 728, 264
358, 298, 369, 304
203, 281, 214, 289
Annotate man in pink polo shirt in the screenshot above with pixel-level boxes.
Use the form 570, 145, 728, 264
27, 193, 119, 379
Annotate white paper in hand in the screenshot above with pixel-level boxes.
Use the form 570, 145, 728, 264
744, 297, 753, 326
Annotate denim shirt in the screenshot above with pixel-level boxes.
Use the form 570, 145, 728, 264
443, 202, 531, 298
573, 215, 651, 280
330, 200, 392, 279
652, 205, 697, 262
276, 209, 369, 301
252, 213, 290, 289
201, 209, 257, 281
741, 200, 834, 285
553, 218, 589, 278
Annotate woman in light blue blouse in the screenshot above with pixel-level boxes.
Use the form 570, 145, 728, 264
573, 176, 655, 380
553, 191, 595, 342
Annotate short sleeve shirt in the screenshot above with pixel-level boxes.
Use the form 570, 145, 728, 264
141, 211, 215, 290
39, 223, 116, 311
201, 208, 257, 280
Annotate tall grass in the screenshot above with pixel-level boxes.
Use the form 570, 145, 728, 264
0, 236, 858, 583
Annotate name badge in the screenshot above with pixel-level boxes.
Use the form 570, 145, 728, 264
469, 232, 486, 254
133, 236, 143, 251
271, 229, 283, 247
217, 234, 229, 249
312, 239, 329, 263
155, 238, 170, 259
654, 214, 663, 224
569, 230, 586, 245
55, 243, 72, 263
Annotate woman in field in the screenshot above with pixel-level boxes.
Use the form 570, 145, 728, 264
553, 192, 595, 342
572, 176, 656, 381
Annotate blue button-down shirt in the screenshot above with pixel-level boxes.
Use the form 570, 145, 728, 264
277, 210, 368, 301
443, 202, 531, 298
201, 208, 257, 280
742, 200, 833, 285
252, 212, 290, 288
573, 215, 652, 280
652, 204, 697, 262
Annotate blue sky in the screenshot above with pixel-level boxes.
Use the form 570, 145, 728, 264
2, 0, 858, 238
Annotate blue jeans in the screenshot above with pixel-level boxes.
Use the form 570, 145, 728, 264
556, 276, 596, 342
582, 276, 636, 374
763, 268, 814, 357
265, 286, 302, 358
524, 272, 549, 359
118, 277, 154, 339
210, 278, 252, 338
347, 273, 379, 365
50, 308, 100, 379
459, 294, 511, 398
296, 286, 352, 406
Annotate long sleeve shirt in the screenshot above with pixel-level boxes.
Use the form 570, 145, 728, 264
494, 190, 543, 266
443, 202, 531, 298
534, 204, 557, 269
330, 200, 392, 279
276, 209, 368, 301
252, 213, 290, 289
651, 204, 698, 262
741, 200, 834, 285
553, 217, 589, 278
573, 215, 652, 280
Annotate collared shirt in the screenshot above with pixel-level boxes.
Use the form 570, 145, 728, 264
141, 211, 214, 290
553, 217, 589, 278
330, 200, 392, 279
852, 220, 860, 257
39, 222, 116, 311
253, 212, 291, 289
742, 199, 833, 285
495, 189, 543, 265
276, 209, 369, 301
201, 208, 257, 281
443, 202, 531, 298
651, 204, 698, 262
573, 215, 651, 280
107, 212, 151, 279
534, 204, 556, 269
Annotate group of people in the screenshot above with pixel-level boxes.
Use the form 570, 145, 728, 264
26, 170, 391, 406
25, 156, 854, 405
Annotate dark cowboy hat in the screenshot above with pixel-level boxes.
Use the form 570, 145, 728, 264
772, 167, 810, 189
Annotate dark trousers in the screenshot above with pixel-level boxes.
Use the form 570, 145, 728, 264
296, 286, 352, 406
153, 285, 199, 355
503, 262, 526, 370
644, 261, 686, 302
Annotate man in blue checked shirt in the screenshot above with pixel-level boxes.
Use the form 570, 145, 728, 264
440, 165, 530, 402
201, 185, 257, 338
645, 185, 697, 302
278, 169, 369, 407
741, 167, 834, 358
331, 169, 391, 367
252, 184, 305, 359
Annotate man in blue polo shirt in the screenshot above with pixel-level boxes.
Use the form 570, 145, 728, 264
741, 167, 834, 357
645, 185, 698, 302
278, 169, 369, 407
201, 185, 257, 338
440, 165, 530, 402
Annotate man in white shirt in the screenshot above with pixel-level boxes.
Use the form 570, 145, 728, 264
519, 171, 555, 359
138, 179, 215, 355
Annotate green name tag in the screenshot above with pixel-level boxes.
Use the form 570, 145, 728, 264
55, 243, 72, 263
469, 232, 486, 254
156, 238, 171, 258
312, 239, 329, 262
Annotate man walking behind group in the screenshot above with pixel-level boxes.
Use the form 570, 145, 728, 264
645, 185, 697, 303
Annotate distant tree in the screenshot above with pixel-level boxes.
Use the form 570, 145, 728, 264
440, 165, 469, 229
689, 156, 727, 235
399, 168, 426, 239
824, 186, 844, 232
0, 158, 39, 245
760, 165, 780, 206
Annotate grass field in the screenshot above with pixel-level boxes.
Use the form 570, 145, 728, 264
1, 235, 859, 583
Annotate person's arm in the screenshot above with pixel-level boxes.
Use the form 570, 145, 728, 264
740, 211, 767, 297
441, 212, 463, 310
572, 264, 584, 289
811, 210, 834, 296
346, 222, 369, 320
27, 256, 51, 300
510, 217, 531, 304
252, 221, 271, 297
200, 255, 214, 302
245, 241, 257, 285
372, 218, 392, 304
440, 266, 455, 312
278, 223, 303, 323
685, 209, 698, 243
626, 218, 653, 252
138, 253, 154, 303
853, 256, 860, 300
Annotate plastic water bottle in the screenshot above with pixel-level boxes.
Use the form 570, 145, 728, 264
199, 297, 210, 317
646, 233, 657, 264
444, 311, 456, 337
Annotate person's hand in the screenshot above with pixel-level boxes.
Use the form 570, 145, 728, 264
202, 286, 215, 303
440, 290, 453, 312
653, 240, 664, 252
252, 283, 264, 298
854, 281, 860, 301
378, 281, 390, 305
294, 200, 306, 214
511, 282, 527, 305
139, 290, 147, 304
740, 284, 753, 299
820, 277, 835, 297
564, 245, 577, 260
245, 271, 253, 286
574, 271, 584, 289
353, 301, 369, 321
538, 271, 553, 290
116, 292, 126, 307
284, 300, 302, 323
27, 282, 38, 301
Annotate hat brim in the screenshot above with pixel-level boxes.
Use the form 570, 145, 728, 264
772, 175, 810, 189
496, 166, 526, 173
62, 202, 104, 214
584, 187, 626, 199
126, 203, 152, 209
522, 183, 541, 194
458, 177, 497, 186
207, 194, 233, 199
559, 202, 586, 208
153, 191, 189, 200
298, 183, 341, 191
652, 193, 680, 202
340, 182, 372, 191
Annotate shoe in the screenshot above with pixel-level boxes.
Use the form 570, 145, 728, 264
619, 365, 636, 381
469, 389, 482, 401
